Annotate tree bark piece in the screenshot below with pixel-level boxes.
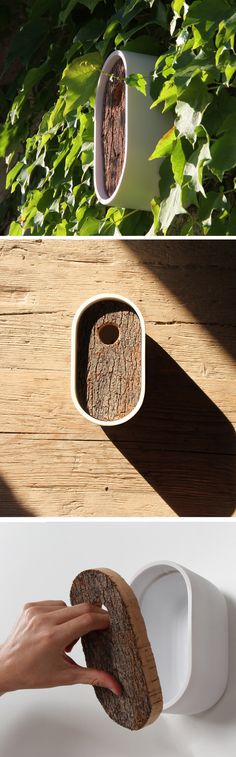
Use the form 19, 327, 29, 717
76, 299, 142, 422
102, 60, 126, 197
70, 568, 163, 730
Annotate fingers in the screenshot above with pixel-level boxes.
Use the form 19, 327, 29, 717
49, 603, 106, 625
59, 610, 110, 646
63, 662, 122, 695
23, 601, 67, 610
23, 603, 106, 622
76, 665, 122, 695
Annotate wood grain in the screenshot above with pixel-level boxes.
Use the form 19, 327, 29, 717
0, 239, 235, 517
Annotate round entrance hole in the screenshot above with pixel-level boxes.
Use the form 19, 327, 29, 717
99, 323, 119, 345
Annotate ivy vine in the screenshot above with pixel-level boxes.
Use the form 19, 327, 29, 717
0, 0, 236, 236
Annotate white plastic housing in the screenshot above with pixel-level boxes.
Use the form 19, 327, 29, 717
131, 562, 228, 715
71, 293, 145, 426
94, 50, 172, 211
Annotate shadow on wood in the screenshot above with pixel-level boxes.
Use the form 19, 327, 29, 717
0, 475, 33, 517
126, 240, 236, 362
103, 336, 236, 516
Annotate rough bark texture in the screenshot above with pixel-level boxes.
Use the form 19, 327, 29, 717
102, 60, 125, 197
76, 300, 142, 422
70, 568, 163, 730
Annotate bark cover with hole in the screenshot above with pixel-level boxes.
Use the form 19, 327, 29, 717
76, 300, 142, 422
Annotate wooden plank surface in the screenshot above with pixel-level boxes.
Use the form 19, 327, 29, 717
0, 238, 235, 517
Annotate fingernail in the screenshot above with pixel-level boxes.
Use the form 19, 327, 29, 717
110, 684, 122, 696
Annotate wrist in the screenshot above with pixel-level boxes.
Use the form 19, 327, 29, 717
0, 646, 16, 694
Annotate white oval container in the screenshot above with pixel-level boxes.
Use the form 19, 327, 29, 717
94, 50, 172, 211
131, 562, 228, 715
71, 293, 145, 426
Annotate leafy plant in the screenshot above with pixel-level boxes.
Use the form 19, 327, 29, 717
0, 0, 236, 236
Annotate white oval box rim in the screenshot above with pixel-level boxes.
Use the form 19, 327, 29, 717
131, 561, 228, 715
71, 293, 146, 426
94, 50, 172, 211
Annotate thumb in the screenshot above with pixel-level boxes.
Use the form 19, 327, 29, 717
70, 662, 122, 695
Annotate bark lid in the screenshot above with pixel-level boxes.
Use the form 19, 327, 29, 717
70, 567, 163, 730
76, 299, 142, 422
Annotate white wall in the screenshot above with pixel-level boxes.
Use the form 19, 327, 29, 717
0, 520, 235, 757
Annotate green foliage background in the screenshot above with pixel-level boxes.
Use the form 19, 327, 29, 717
0, 0, 236, 236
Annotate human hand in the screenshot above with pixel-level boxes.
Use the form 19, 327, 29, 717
0, 600, 122, 695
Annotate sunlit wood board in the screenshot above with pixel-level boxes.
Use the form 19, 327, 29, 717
0, 238, 235, 517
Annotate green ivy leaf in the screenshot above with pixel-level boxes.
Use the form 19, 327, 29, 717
62, 53, 101, 115
9, 221, 23, 236
72, 18, 104, 52
65, 133, 82, 174
172, 0, 185, 12
184, 0, 233, 30
210, 134, 236, 180
208, 211, 229, 236
52, 220, 68, 235
126, 72, 147, 96
204, 88, 236, 136
103, 20, 121, 40
171, 137, 186, 185
181, 182, 198, 210
225, 62, 236, 83
175, 77, 212, 144
151, 79, 177, 109
6, 161, 24, 190
150, 197, 161, 234
199, 191, 227, 226
119, 209, 152, 236
23, 61, 51, 96
124, 35, 162, 56
149, 127, 176, 160
123, 1, 143, 17
225, 12, 236, 36
159, 184, 186, 233
184, 141, 211, 195
170, 0, 185, 35
175, 100, 201, 143
78, 211, 101, 235
155, 1, 169, 31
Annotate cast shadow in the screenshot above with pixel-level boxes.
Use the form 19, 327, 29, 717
194, 594, 236, 727
0, 475, 34, 517
127, 240, 236, 362
104, 336, 236, 516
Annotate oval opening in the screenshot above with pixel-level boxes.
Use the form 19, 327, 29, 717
99, 323, 119, 345
137, 568, 189, 707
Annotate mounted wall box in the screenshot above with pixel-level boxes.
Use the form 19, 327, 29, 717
131, 562, 229, 715
71, 293, 145, 426
94, 50, 173, 211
